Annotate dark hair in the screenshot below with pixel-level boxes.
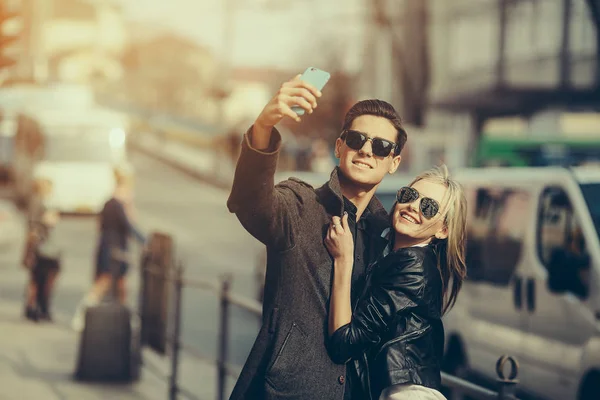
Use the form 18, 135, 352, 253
341, 99, 408, 155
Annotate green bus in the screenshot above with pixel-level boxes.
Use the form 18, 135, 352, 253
475, 136, 600, 167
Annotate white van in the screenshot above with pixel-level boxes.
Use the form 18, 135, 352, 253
13, 106, 130, 213
443, 166, 600, 400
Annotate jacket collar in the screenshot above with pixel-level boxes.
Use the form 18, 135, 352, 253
317, 167, 390, 238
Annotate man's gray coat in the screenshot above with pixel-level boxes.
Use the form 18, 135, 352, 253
226, 128, 389, 400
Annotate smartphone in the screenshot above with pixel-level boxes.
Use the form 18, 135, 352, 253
292, 67, 331, 116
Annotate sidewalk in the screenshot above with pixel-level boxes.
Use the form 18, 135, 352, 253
0, 299, 167, 400
0, 297, 238, 400
129, 132, 235, 190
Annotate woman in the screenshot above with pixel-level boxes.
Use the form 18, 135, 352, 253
325, 165, 468, 400
71, 166, 145, 331
22, 178, 61, 322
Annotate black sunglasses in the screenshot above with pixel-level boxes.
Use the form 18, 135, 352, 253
340, 130, 398, 158
396, 186, 440, 219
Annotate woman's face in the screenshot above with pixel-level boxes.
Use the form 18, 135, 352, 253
392, 179, 449, 244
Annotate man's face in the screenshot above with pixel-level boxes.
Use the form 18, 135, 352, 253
335, 115, 402, 187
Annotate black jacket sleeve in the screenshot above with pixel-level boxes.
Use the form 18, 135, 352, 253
226, 126, 301, 251
327, 249, 426, 364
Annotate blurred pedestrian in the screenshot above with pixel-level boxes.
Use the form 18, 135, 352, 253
227, 73, 406, 400
71, 166, 145, 331
325, 165, 468, 400
22, 178, 61, 322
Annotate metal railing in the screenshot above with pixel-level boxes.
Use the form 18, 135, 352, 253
137, 233, 520, 400
441, 355, 519, 400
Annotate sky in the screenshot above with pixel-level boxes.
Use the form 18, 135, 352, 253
120, 0, 369, 72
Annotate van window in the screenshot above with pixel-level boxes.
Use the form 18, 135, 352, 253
580, 183, 600, 239
466, 187, 530, 285
538, 187, 591, 299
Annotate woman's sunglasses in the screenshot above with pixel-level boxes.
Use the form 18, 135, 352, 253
340, 130, 398, 158
396, 186, 440, 219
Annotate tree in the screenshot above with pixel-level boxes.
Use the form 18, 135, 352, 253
371, 0, 430, 127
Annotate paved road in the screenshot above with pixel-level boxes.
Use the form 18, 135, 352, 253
0, 151, 264, 396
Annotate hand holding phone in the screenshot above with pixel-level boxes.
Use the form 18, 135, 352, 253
252, 69, 328, 147
291, 67, 331, 116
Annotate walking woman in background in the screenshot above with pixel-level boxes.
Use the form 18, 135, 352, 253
71, 166, 145, 331
325, 165, 468, 400
22, 178, 61, 322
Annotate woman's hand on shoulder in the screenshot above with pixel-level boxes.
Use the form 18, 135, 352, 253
325, 213, 354, 268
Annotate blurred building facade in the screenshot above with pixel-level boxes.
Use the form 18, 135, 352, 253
357, 0, 599, 172
9, 0, 127, 84
427, 0, 599, 165
429, 0, 598, 114
120, 32, 220, 123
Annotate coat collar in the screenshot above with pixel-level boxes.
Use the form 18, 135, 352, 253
317, 167, 390, 239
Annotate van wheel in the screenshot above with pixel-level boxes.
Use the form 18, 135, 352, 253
578, 370, 600, 400
442, 336, 472, 400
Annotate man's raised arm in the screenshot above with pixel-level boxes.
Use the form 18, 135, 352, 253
226, 75, 322, 250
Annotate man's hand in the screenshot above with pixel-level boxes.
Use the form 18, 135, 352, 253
252, 75, 322, 148
325, 213, 354, 270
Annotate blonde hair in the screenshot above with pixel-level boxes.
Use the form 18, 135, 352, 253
409, 165, 468, 315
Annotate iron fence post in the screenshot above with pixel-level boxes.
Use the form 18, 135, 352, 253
217, 274, 232, 400
496, 355, 519, 399
169, 264, 184, 400
138, 249, 149, 345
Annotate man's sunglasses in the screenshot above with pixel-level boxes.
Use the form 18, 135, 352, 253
396, 186, 440, 219
340, 130, 398, 158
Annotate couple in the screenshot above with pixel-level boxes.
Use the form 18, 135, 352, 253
227, 75, 468, 400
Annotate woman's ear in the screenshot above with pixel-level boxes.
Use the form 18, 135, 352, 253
435, 224, 449, 240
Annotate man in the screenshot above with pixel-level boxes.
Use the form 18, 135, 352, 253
227, 74, 407, 399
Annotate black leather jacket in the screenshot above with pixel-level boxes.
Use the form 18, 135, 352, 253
328, 244, 445, 400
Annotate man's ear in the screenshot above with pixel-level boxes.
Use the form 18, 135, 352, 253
334, 137, 343, 158
388, 155, 402, 174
